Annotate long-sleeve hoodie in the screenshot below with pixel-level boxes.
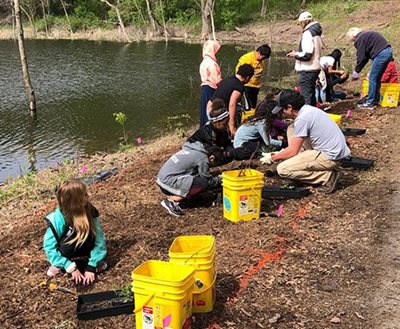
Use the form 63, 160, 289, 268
236, 51, 265, 89
157, 141, 220, 197
199, 40, 222, 89
43, 207, 107, 272
295, 22, 323, 72
354, 31, 390, 73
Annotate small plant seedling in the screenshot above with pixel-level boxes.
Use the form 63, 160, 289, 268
113, 112, 130, 151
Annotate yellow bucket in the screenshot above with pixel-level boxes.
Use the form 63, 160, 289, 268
169, 235, 216, 313
327, 113, 342, 126
362, 80, 400, 107
241, 109, 255, 122
132, 260, 194, 329
221, 169, 264, 222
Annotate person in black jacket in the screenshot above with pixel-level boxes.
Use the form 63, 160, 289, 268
347, 27, 393, 109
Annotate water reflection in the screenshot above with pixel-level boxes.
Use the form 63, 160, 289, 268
0, 40, 294, 182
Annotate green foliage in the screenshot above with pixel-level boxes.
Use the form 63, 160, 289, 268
113, 112, 130, 151
166, 113, 191, 137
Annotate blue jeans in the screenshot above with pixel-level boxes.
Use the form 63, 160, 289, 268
200, 85, 216, 126
367, 47, 393, 105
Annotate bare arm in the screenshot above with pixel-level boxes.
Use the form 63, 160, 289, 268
228, 90, 242, 136
272, 137, 304, 161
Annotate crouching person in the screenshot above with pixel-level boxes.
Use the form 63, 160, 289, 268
157, 142, 224, 217
44, 179, 107, 285
260, 89, 350, 193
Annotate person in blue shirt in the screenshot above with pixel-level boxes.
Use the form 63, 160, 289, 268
231, 97, 286, 160
43, 179, 107, 285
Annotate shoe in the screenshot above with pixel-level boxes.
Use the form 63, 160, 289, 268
317, 171, 342, 194
161, 198, 184, 217
96, 261, 108, 273
47, 265, 61, 277
357, 102, 376, 110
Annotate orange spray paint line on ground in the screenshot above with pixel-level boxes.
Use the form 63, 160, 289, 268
291, 207, 307, 231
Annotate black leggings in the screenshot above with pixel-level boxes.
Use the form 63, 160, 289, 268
159, 176, 209, 198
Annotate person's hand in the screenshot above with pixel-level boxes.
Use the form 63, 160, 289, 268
71, 269, 84, 284
229, 125, 237, 137
286, 50, 296, 58
83, 271, 96, 285
352, 71, 359, 80
260, 152, 275, 165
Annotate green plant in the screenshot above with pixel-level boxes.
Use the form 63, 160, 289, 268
113, 112, 130, 150
166, 113, 191, 137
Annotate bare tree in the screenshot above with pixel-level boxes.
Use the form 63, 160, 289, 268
20, 4, 36, 36
260, 0, 268, 16
13, 0, 36, 113
301, 0, 306, 9
145, 0, 158, 35
39, 0, 48, 36
200, 0, 215, 41
158, 0, 167, 42
60, 0, 73, 36
101, 0, 131, 42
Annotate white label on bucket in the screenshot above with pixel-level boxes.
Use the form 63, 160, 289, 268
142, 306, 154, 329
239, 195, 256, 215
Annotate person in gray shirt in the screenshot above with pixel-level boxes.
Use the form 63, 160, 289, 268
157, 141, 223, 216
260, 89, 350, 193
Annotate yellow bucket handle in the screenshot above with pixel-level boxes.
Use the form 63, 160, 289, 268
195, 273, 217, 294
184, 245, 214, 265
133, 292, 156, 314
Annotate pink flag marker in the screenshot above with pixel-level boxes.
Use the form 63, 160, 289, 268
346, 109, 352, 118
80, 165, 87, 174
277, 204, 284, 217
136, 136, 142, 145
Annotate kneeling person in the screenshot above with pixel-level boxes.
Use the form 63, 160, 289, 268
157, 142, 224, 216
261, 89, 350, 193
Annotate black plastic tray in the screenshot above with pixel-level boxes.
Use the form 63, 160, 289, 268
341, 156, 374, 170
341, 127, 367, 136
77, 290, 134, 320
262, 185, 311, 199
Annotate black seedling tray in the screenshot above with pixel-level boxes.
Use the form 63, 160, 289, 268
77, 290, 134, 320
341, 127, 366, 136
341, 156, 374, 170
262, 185, 311, 199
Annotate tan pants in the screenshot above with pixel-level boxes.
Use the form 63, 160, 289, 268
277, 124, 340, 185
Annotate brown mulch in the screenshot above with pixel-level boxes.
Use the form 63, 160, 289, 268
1, 94, 399, 328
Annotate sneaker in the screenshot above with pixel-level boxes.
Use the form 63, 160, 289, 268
161, 198, 184, 217
317, 171, 342, 194
357, 102, 376, 110
96, 261, 108, 273
47, 265, 61, 277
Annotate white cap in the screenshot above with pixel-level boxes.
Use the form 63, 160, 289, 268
346, 27, 362, 39
298, 11, 313, 23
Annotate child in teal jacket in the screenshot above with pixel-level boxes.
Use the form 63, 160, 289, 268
43, 179, 107, 285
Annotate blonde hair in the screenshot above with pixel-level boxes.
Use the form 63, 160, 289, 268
57, 179, 96, 248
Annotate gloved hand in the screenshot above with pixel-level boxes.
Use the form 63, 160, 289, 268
352, 71, 359, 80
260, 152, 275, 165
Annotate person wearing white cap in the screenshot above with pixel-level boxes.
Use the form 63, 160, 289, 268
260, 89, 350, 193
286, 11, 323, 106
346, 27, 393, 109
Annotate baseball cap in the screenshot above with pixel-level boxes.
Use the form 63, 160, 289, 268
298, 11, 313, 23
272, 89, 298, 114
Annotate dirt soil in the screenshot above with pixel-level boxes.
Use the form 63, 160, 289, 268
2, 1, 400, 328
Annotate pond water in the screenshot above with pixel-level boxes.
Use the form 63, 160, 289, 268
0, 39, 294, 182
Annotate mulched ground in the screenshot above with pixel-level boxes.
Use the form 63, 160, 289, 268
1, 94, 399, 328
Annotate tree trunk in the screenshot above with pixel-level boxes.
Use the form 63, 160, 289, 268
260, 0, 268, 16
60, 0, 73, 36
39, 0, 49, 36
20, 4, 36, 37
101, 0, 131, 42
200, 0, 214, 41
145, 0, 158, 34
158, 0, 168, 43
301, 0, 306, 9
13, 0, 36, 113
